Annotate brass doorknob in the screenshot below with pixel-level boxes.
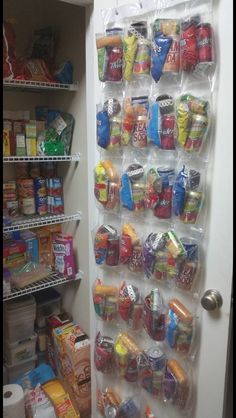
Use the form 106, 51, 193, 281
201, 289, 223, 311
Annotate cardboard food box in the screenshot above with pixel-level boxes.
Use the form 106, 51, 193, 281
63, 327, 91, 416
52, 322, 75, 379
35, 228, 52, 267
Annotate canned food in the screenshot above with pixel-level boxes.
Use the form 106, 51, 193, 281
17, 178, 34, 198
22, 197, 36, 215
6, 200, 19, 217
184, 114, 208, 152
181, 190, 203, 223
132, 116, 148, 148
34, 177, 47, 197
116, 398, 139, 418
197, 23, 213, 64
35, 196, 47, 215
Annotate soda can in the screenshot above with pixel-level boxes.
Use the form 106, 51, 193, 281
132, 183, 145, 212
94, 232, 109, 265
106, 182, 119, 210
93, 294, 105, 318
104, 405, 117, 418
119, 234, 133, 264
128, 303, 143, 330
128, 245, 143, 272
34, 177, 47, 197
185, 114, 208, 152
176, 260, 198, 290
180, 21, 198, 72
154, 186, 173, 219
108, 117, 121, 149
185, 95, 208, 115
104, 296, 117, 321
132, 116, 148, 148
114, 342, 129, 377
181, 190, 203, 223
154, 251, 168, 281
197, 23, 213, 64
133, 41, 151, 75
116, 398, 139, 418
146, 347, 166, 371
163, 35, 180, 73
152, 369, 165, 395
125, 356, 138, 382
161, 115, 176, 149
35, 195, 47, 215
106, 237, 120, 266
176, 321, 193, 353
94, 345, 112, 372
106, 28, 123, 82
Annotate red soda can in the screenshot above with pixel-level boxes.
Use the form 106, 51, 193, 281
106, 46, 123, 82
161, 115, 176, 150
106, 237, 120, 266
119, 234, 133, 264
118, 297, 132, 321
180, 22, 198, 72
154, 186, 173, 219
125, 356, 139, 382
197, 23, 213, 63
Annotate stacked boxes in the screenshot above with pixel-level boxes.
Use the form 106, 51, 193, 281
3, 295, 37, 383
52, 323, 91, 416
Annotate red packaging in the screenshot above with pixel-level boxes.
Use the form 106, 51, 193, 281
161, 115, 176, 150
106, 46, 123, 82
15, 59, 57, 83
3, 240, 26, 258
125, 356, 138, 382
106, 182, 119, 210
106, 238, 120, 266
197, 23, 213, 63
118, 297, 132, 321
154, 187, 173, 219
119, 234, 132, 264
180, 22, 198, 72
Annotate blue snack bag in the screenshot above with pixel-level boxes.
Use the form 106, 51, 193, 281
151, 32, 172, 82
120, 173, 133, 210
173, 165, 188, 216
97, 110, 110, 149
147, 101, 161, 147
54, 60, 73, 84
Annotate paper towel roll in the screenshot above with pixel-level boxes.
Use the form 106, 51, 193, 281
3, 384, 25, 418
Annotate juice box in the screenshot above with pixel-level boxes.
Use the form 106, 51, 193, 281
26, 137, 37, 156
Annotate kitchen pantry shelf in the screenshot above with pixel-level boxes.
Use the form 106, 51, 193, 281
3, 270, 84, 302
3, 212, 82, 233
3, 79, 79, 92
3, 154, 81, 163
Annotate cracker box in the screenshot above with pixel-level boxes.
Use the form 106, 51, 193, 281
52, 322, 75, 379
63, 327, 91, 416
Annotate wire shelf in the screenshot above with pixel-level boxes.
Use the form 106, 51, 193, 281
3, 154, 81, 163
3, 79, 79, 92
3, 212, 82, 233
3, 270, 83, 301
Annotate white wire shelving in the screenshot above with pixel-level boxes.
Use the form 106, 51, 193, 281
3, 212, 82, 233
3, 270, 83, 302
3, 79, 79, 92
3, 154, 81, 163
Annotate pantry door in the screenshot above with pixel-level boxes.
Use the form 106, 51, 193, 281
85, 0, 233, 417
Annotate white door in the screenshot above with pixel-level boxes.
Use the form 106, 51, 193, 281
85, 1, 233, 417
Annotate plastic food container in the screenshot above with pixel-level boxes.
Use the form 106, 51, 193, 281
4, 334, 37, 365
4, 311, 36, 343
34, 288, 61, 328
5, 355, 37, 383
